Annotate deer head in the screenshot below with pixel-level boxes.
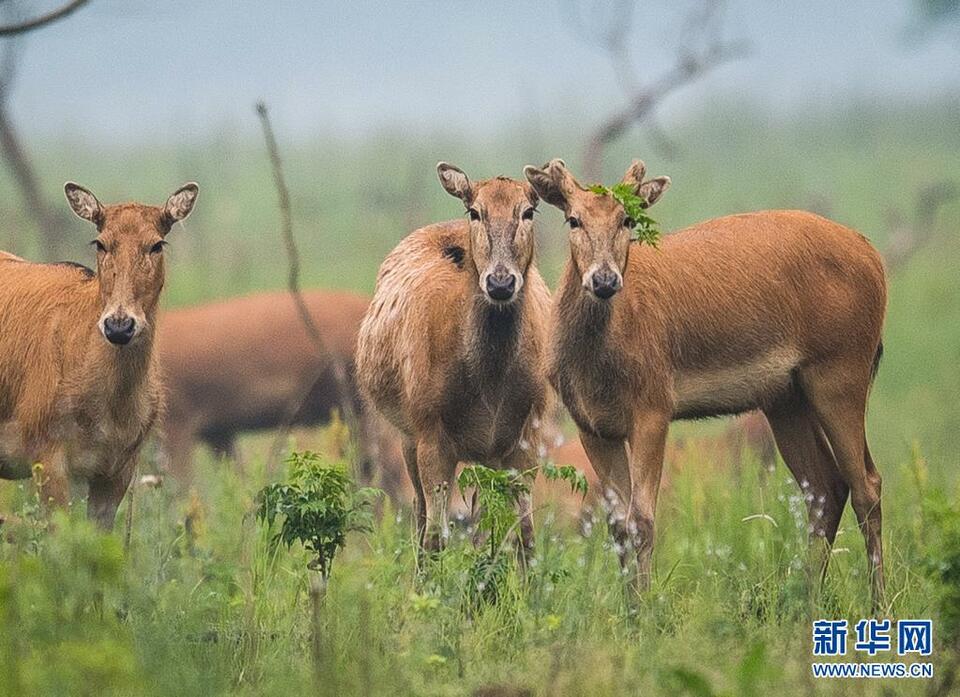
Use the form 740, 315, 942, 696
437, 163, 539, 305
64, 182, 199, 346
524, 159, 669, 299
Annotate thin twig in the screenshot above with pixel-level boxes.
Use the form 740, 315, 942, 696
254, 102, 360, 471
0, 0, 90, 36
123, 464, 136, 554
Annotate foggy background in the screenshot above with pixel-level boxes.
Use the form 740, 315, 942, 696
3, 0, 959, 143
0, 0, 957, 462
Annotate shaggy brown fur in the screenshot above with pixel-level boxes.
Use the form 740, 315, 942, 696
357, 164, 551, 552
526, 159, 887, 606
157, 289, 405, 496
0, 182, 198, 528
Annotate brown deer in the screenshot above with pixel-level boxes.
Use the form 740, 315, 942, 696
525, 158, 887, 606
0, 182, 198, 528
156, 289, 405, 496
357, 163, 551, 552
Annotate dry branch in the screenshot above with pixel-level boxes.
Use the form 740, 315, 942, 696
567, 0, 749, 180
0, 44, 68, 257
884, 180, 958, 272
254, 101, 361, 468
0, 0, 90, 36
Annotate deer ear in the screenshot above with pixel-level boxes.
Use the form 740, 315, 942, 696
64, 182, 103, 224
638, 176, 671, 208
620, 160, 647, 194
437, 162, 472, 204
163, 183, 199, 229
523, 159, 573, 210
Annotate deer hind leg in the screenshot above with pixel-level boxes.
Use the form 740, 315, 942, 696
800, 359, 884, 610
764, 391, 849, 585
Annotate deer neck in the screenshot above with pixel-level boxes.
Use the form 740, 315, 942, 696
463, 277, 526, 380
551, 260, 646, 396
555, 261, 626, 353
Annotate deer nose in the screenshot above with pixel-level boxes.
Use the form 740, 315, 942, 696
485, 271, 517, 301
591, 269, 622, 299
103, 315, 136, 345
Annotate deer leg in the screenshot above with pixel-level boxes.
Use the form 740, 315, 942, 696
624, 411, 669, 593
354, 409, 381, 487
764, 391, 849, 586
87, 462, 137, 531
501, 445, 537, 561
401, 437, 426, 549
800, 360, 884, 610
415, 435, 457, 553
580, 410, 668, 594
33, 447, 70, 512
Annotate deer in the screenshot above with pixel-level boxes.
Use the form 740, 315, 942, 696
356, 163, 551, 554
0, 181, 198, 529
525, 158, 887, 607
156, 289, 404, 496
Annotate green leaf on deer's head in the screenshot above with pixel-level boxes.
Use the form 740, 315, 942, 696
588, 182, 662, 246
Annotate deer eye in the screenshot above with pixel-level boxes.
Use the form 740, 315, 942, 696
567, 217, 581, 229
92, 239, 107, 253
467, 208, 481, 222
623, 217, 636, 229
149, 241, 166, 254
521, 208, 535, 222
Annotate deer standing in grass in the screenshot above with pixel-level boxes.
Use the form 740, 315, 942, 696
357, 164, 551, 553
525, 159, 887, 606
0, 182, 198, 528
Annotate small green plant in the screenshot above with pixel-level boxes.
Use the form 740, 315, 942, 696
256, 451, 380, 578
542, 461, 590, 497
455, 463, 590, 607
457, 465, 532, 555
588, 182, 661, 245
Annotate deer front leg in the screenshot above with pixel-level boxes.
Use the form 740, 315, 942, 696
501, 444, 538, 562
87, 460, 137, 531
624, 411, 669, 592
415, 434, 458, 553
33, 446, 71, 512
580, 409, 669, 594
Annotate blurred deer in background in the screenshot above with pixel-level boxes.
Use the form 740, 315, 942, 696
527, 158, 887, 607
0, 182, 198, 528
357, 164, 551, 554
157, 289, 406, 497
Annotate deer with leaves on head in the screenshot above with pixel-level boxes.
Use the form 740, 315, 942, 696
0, 182, 198, 528
525, 158, 887, 608
357, 163, 551, 557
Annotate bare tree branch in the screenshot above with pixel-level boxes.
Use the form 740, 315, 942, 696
884, 180, 958, 272
254, 101, 361, 470
0, 43, 68, 258
0, 0, 90, 36
567, 0, 749, 180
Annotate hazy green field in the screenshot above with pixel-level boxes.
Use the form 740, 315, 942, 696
1, 102, 959, 695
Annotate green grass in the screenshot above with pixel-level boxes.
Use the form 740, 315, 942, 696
1, 100, 959, 695
1, 439, 956, 696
